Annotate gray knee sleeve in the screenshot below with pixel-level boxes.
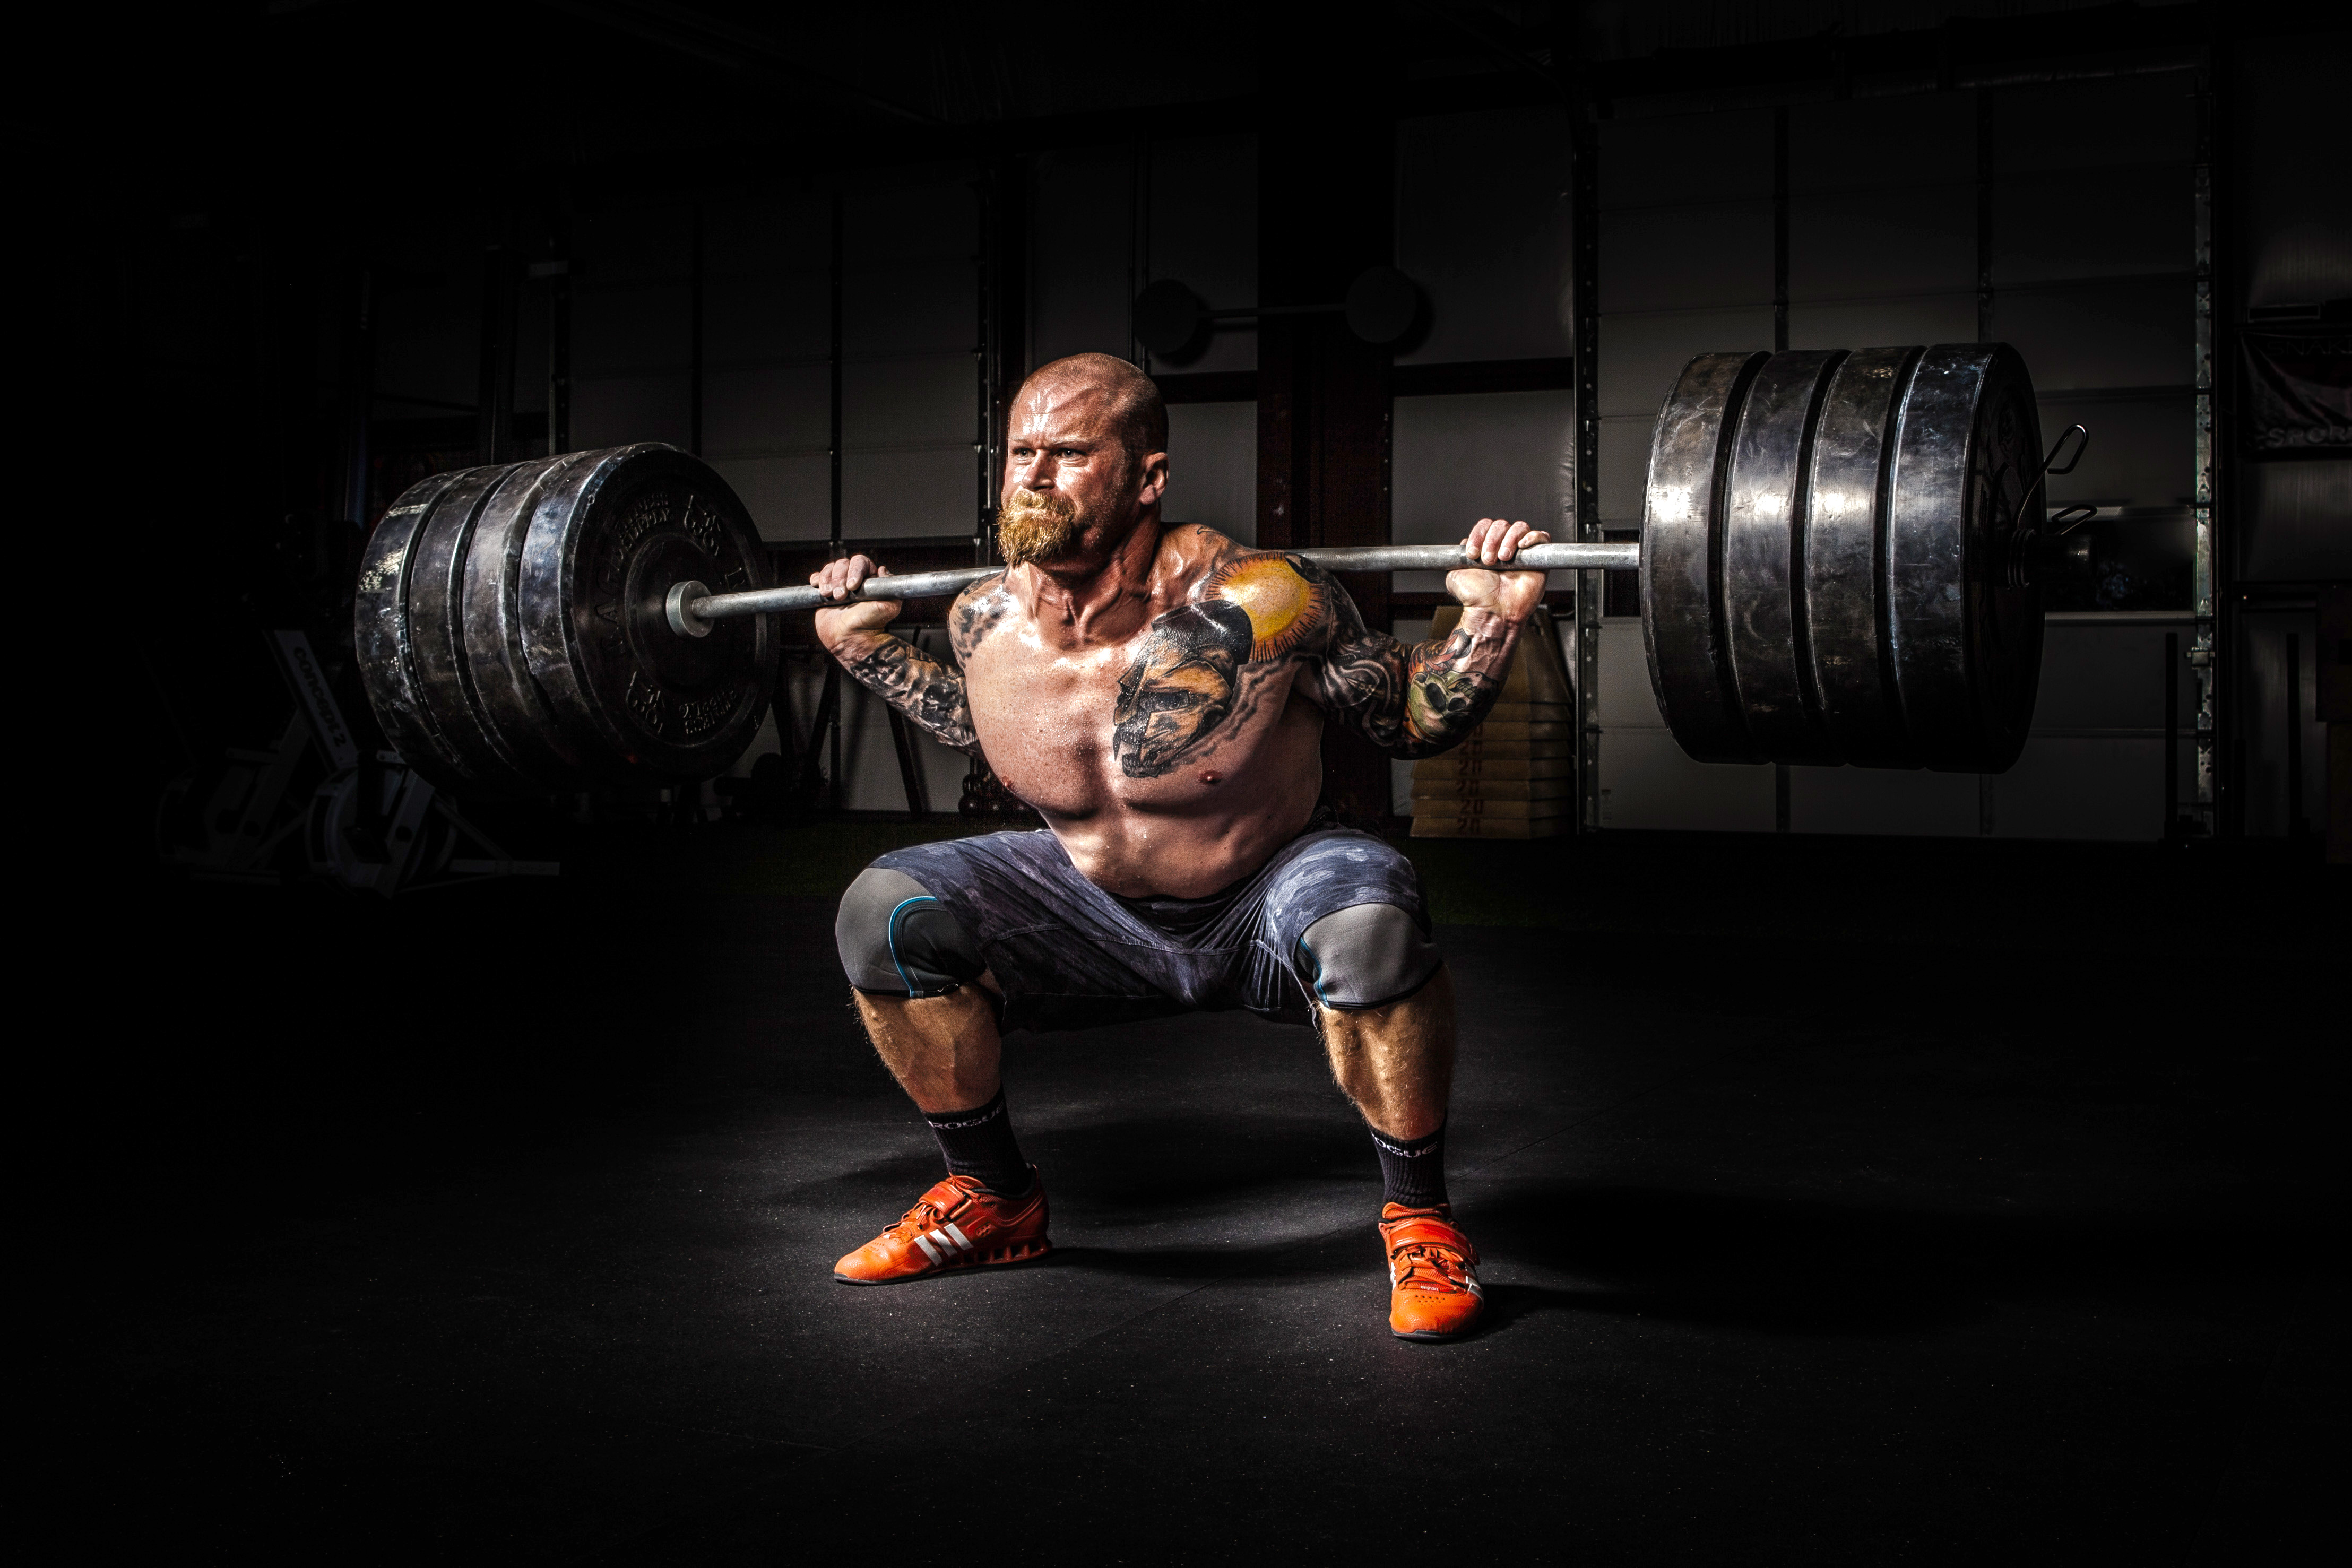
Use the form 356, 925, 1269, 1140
836, 867, 985, 998
1297, 903, 1441, 1010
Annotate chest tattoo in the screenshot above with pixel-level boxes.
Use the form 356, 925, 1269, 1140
1111, 554, 1328, 777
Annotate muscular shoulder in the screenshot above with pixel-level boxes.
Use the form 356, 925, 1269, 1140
1173, 536, 1340, 664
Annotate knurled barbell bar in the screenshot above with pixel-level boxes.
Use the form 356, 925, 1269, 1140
354, 342, 2084, 798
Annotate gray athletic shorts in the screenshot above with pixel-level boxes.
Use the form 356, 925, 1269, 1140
861, 826, 1434, 1033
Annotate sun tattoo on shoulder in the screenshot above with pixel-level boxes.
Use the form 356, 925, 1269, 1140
1111, 552, 1331, 778
1207, 553, 1325, 660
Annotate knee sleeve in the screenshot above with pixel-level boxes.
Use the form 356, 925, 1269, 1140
836, 867, 985, 998
1297, 903, 1441, 1011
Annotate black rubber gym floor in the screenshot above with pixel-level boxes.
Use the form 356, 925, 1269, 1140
86, 826, 2343, 1563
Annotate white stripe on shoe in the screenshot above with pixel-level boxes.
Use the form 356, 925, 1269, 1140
913, 1233, 944, 1266
943, 1223, 974, 1251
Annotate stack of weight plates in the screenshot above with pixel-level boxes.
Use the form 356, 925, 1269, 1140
354, 444, 777, 795
1639, 344, 2045, 774
1409, 610, 1578, 839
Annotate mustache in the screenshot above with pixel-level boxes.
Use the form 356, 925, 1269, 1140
997, 487, 1086, 566
1000, 487, 1076, 523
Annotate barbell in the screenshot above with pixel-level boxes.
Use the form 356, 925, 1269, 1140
355, 341, 2076, 796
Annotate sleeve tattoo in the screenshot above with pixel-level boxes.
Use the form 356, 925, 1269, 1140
824, 577, 1009, 757
1303, 561, 1527, 759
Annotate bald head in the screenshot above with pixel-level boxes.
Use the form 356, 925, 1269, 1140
998, 352, 1172, 570
1017, 353, 1167, 461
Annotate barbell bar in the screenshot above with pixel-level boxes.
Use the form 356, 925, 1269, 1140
356, 341, 2077, 798
661, 541, 1643, 638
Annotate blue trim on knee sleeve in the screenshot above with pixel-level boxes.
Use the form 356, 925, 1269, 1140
886, 895, 940, 995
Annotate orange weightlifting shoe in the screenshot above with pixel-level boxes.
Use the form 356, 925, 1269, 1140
1379, 1203, 1483, 1341
833, 1171, 1051, 1285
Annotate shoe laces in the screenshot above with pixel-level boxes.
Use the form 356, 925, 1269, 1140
886, 1191, 961, 1240
1390, 1238, 1475, 1293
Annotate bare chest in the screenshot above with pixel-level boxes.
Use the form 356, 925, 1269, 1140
962, 618, 1309, 816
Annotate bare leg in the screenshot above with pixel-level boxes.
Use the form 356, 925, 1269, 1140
853, 975, 1004, 1113
1316, 964, 1456, 1141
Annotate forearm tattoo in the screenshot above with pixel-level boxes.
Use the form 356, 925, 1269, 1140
832, 633, 980, 754
1308, 567, 1521, 759
827, 577, 1013, 755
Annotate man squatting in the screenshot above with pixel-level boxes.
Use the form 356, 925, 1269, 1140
814, 352, 1551, 1341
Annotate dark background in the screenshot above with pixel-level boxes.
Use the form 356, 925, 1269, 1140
39, 3, 2351, 1561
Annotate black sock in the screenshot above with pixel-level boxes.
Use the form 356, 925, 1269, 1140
1370, 1121, 1448, 1210
923, 1090, 1033, 1198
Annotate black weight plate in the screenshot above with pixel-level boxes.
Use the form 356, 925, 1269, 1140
354, 467, 477, 792
459, 453, 608, 791
1885, 343, 2044, 773
395, 462, 557, 794
1640, 350, 1769, 765
1803, 346, 1921, 768
516, 445, 776, 784
1722, 348, 1845, 765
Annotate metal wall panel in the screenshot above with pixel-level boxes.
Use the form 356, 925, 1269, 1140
1600, 111, 1773, 206
1982, 620, 2189, 841
1996, 278, 2193, 391
1998, 73, 2194, 171
843, 446, 973, 539
1147, 135, 1257, 376
1600, 730, 1777, 831
1164, 401, 1258, 543
696, 195, 833, 542
704, 453, 830, 542
370, 238, 482, 411
842, 356, 974, 452
1596, 414, 1655, 526
1789, 186, 1975, 298
1599, 201, 1776, 313
703, 195, 828, 278
2030, 619, 2179, 730
838, 184, 979, 539
1786, 293, 1977, 351
1790, 93, 1973, 190
573, 282, 694, 376
2241, 462, 2352, 582
572, 207, 691, 284
1590, 620, 1774, 831
1396, 107, 1577, 365
702, 272, 828, 365
1030, 146, 1134, 366
1598, 306, 1775, 419
1393, 390, 1575, 590
1994, 164, 2189, 284
844, 262, 975, 357
847, 180, 976, 264
570, 370, 691, 452
700, 362, 827, 457
2238, 37, 2352, 308
2235, 612, 2329, 837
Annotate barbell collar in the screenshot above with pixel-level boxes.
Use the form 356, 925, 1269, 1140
673, 541, 1641, 634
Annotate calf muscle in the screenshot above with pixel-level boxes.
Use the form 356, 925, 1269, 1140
853, 982, 1003, 1113
1317, 964, 1456, 1142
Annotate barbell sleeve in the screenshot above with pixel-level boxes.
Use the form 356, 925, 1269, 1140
670, 541, 1640, 636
